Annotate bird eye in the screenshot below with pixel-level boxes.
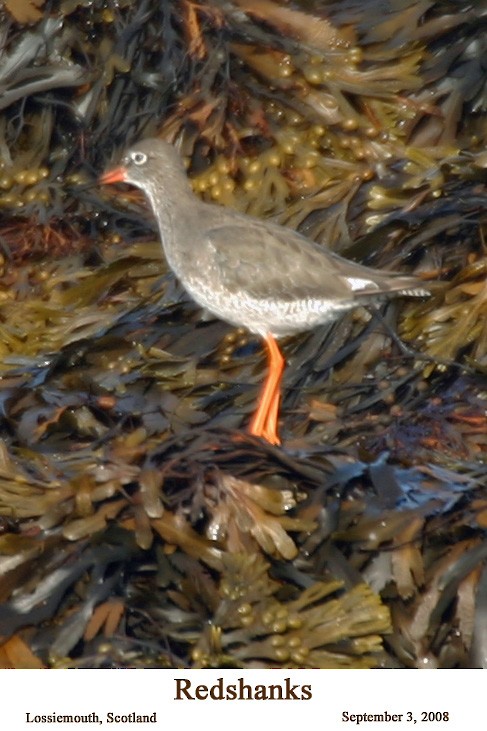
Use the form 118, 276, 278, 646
130, 151, 147, 166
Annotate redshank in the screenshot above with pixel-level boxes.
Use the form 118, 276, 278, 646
100, 138, 428, 445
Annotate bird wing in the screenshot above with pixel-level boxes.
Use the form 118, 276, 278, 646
204, 217, 417, 303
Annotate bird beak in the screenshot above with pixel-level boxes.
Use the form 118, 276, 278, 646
99, 166, 127, 185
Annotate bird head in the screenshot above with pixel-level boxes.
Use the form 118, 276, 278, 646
99, 138, 188, 194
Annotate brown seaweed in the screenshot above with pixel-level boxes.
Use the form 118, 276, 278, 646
0, 0, 485, 669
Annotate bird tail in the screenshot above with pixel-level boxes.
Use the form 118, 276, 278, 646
357, 274, 439, 300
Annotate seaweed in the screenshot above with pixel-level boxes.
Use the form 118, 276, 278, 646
0, 0, 485, 669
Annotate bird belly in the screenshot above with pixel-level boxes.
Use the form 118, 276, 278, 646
183, 279, 355, 338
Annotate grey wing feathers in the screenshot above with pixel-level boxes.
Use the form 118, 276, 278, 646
204, 218, 427, 302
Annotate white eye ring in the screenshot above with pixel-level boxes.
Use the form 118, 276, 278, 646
130, 151, 147, 166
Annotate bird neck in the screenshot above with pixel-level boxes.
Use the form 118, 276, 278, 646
144, 182, 199, 270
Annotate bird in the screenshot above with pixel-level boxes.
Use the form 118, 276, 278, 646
99, 138, 429, 446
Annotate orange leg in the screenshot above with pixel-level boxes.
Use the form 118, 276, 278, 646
249, 334, 285, 445
261, 380, 281, 444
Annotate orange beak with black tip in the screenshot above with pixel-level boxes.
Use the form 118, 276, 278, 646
99, 166, 128, 185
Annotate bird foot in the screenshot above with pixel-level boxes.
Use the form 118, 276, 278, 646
248, 423, 281, 446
